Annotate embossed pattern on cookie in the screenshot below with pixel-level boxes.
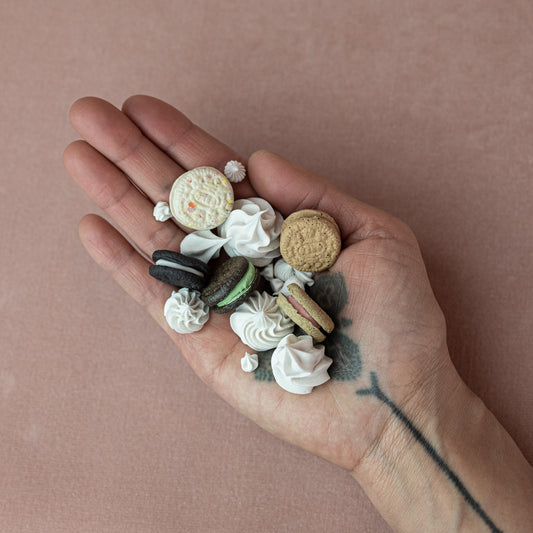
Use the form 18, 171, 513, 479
280, 209, 341, 272
169, 166, 234, 230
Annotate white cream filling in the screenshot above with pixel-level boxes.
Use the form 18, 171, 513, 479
155, 259, 204, 278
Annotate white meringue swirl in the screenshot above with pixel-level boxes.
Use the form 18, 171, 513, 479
224, 160, 247, 183
153, 201, 173, 222
241, 352, 259, 373
180, 230, 230, 264
218, 198, 283, 267
271, 334, 332, 395
164, 289, 210, 334
262, 258, 314, 294
275, 259, 314, 286
230, 291, 294, 351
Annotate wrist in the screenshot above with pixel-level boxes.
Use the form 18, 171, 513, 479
351, 358, 533, 532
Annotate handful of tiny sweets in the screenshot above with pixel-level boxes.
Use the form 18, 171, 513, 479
149, 162, 342, 395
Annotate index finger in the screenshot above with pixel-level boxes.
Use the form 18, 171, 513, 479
69, 96, 256, 205
122, 95, 256, 199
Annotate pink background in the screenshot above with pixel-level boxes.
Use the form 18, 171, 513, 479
1, 1, 532, 531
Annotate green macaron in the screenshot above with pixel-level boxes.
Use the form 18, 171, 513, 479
201, 256, 261, 313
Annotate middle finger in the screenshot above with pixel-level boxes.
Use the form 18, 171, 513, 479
69, 97, 183, 203
64, 139, 183, 258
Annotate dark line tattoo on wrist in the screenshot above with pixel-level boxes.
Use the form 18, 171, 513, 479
253, 270, 502, 531
357, 372, 503, 533
255, 272, 362, 381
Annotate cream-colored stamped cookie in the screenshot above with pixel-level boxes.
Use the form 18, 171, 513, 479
169, 167, 234, 230
280, 209, 341, 272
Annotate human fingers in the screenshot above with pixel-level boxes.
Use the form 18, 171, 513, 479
121, 95, 256, 199
69, 97, 183, 203
64, 140, 183, 257
77, 214, 257, 386
248, 150, 416, 246
78, 214, 172, 327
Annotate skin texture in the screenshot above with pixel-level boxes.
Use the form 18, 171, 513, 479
64, 95, 533, 532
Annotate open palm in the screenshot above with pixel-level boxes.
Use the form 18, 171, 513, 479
64, 95, 456, 473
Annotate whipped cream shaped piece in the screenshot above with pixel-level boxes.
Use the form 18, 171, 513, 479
260, 264, 284, 294
218, 198, 283, 267
164, 288, 210, 334
153, 201, 173, 222
262, 258, 314, 295
275, 259, 314, 287
271, 334, 332, 395
241, 352, 259, 373
180, 230, 230, 264
230, 291, 294, 351
224, 160, 247, 183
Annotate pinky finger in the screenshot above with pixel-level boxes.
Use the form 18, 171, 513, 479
78, 214, 170, 329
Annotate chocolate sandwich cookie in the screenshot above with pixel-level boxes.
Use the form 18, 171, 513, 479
201, 256, 261, 313
149, 250, 210, 291
276, 283, 334, 342
280, 209, 341, 272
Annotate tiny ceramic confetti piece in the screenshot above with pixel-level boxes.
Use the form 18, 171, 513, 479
224, 160, 247, 183
153, 201, 173, 222
241, 352, 259, 373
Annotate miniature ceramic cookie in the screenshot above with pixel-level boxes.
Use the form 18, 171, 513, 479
169, 167, 234, 230
201, 256, 261, 313
149, 250, 210, 291
277, 283, 334, 343
280, 209, 341, 272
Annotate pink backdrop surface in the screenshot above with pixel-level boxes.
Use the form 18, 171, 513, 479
1, 1, 532, 531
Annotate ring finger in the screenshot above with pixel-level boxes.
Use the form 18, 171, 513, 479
63, 139, 183, 258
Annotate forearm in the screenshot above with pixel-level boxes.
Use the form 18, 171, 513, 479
352, 365, 533, 532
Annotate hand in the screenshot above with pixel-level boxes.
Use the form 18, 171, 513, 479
64, 95, 457, 471
65, 96, 533, 533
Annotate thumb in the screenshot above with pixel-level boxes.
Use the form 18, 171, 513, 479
247, 150, 412, 245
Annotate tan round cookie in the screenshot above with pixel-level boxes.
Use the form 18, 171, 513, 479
169, 166, 234, 230
280, 209, 341, 272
